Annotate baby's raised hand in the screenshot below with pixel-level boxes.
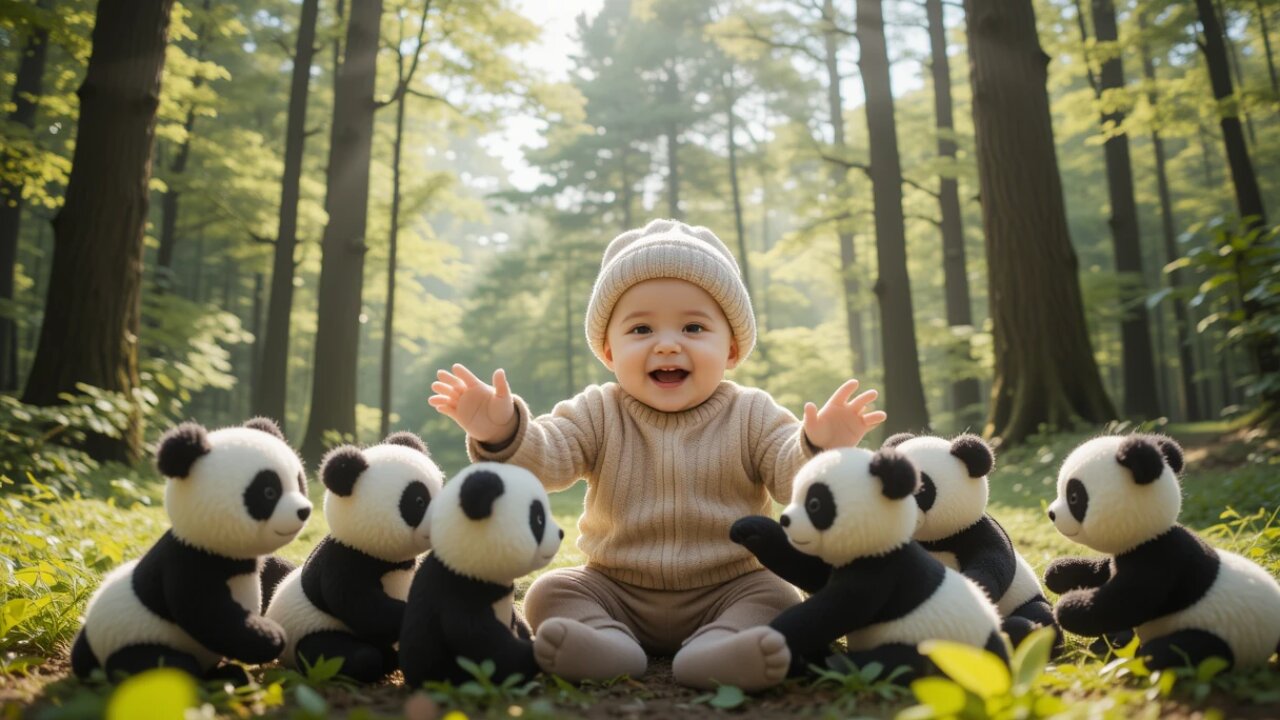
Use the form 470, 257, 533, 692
802, 379, 887, 450
429, 364, 517, 443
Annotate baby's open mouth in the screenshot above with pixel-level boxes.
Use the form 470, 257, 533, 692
649, 369, 689, 383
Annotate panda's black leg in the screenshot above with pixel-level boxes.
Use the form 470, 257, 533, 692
1005, 596, 1063, 656
984, 631, 1011, 665
829, 643, 929, 685
296, 631, 387, 683
104, 644, 203, 680
205, 663, 252, 686
70, 630, 100, 680
1088, 629, 1136, 658
380, 645, 400, 677
1138, 630, 1234, 672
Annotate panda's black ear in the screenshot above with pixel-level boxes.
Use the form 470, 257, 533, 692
882, 432, 915, 449
320, 445, 367, 497
1149, 435, 1184, 474
459, 469, 505, 520
243, 417, 285, 441
950, 434, 994, 478
869, 448, 920, 500
383, 431, 427, 454
157, 422, 211, 479
1116, 436, 1164, 485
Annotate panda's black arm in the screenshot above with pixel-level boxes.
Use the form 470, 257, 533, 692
730, 516, 832, 594
167, 569, 285, 664
441, 608, 539, 681
317, 544, 412, 645
1053, 569, 1172, 637
769, 579, 888, 674
1043, 557, 1112, 594
930, 516, 1017, 603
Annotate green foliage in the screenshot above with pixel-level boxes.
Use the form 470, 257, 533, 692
419, 657, 540, 713
104, 668, 198, 720
692, 683, 748, 710
809, 656, 913, 715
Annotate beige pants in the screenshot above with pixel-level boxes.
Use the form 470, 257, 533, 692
523, 565, 801, 655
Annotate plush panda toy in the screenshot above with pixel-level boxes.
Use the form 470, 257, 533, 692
881, 433, 1057, 649
71, 418, 312, 682
731, 447, 1006, 682
399, 462, 562, 687
265, 432, 443, 682
1045, 434, 1280, 670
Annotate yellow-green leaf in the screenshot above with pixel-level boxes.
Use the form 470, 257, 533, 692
910, 676, 966, 714
105, 668, 197, 720
919, 640, 1011, 698
1011, 626, 1056, 693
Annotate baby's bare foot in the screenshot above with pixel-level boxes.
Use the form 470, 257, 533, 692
672, 626, 791, 691
533, 618, 647, 682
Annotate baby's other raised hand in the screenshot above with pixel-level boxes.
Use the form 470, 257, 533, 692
429, 364, 517, 443
802, 379, 887, 450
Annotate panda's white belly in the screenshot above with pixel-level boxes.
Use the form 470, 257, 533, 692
83, 561, 223, 670
845, 569, 1001, 652
492, 591, 515, 630
1135, 551, 1280, 668
265, 569, 349, 666
996, 553, 1043, 616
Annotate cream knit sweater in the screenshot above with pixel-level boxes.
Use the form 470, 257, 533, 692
467, 381, 816, 591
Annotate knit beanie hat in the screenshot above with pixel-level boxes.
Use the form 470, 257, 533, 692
585, 218, 756, 366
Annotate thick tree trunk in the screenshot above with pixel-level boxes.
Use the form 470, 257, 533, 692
926, 0, 981, 428
857, 0, 929, 433
1139, 15, 1201, 421
1089, 0, 1161, 420
22, 0, 176, 463
254, 0, 319, 430
301, 0, 383, 462
0, 1, 51, 392
379, 82, 407, 439
1196, 0, 1280, 417
1214, 0, 1258, 148
964, 0, 1116, 446
822, 0, 865, 377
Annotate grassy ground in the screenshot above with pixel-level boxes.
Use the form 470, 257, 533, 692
2, 422, 1278, 719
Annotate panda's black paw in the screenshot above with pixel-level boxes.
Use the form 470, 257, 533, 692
1043, 557, 1108, 594
729, 516, 785, 550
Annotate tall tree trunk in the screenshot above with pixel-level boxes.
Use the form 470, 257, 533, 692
1196, 0, 1280, 417
822, 0, 865, 377
250, 271, 264, 410
926, 0, 980, 428
1086, 0, 1161, 419
1214, 0, 1258, 148
379, 79, 407, 439
724, 73, 758, 322
664, 68, 681, 219
1258, 0, 1279, 96
22, 0, 176, 463
254, 0, 319, 430
964, 0, 1116, 446
856, 0, 929, 433
1139, 13, 1201, 421
0, 0, 51, 392
301, 0, 383, 462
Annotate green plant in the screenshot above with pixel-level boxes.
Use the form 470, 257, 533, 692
420, 658, 540, 712
691, 683, 748, 710
808, 656, 912, 715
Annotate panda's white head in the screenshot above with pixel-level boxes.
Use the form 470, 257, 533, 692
429, 463, 562, 584
161, 418, 312, 560
883, 433, 994, 542
779, 447, 921, 566
1047, 435, 1185, 555
320, 432, 444, 563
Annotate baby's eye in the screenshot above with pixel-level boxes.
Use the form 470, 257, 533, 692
628, 324, 652, 335
683, 323, 705, 334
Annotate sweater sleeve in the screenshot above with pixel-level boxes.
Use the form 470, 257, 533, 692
466, 389, 605, 492
747, 390, 818, 505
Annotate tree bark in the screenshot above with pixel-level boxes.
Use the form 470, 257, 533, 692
926, 0, 980, 428
254, 0, 319, 430
856, 0, 929, 433
301, 0, 383, 462
1138, 13, 1201, 421
22, 0, 176, 463
1087, 0, 1161, 420
822, 0, 865, 377
379, 71, 408, 439
964, 0, 1116, 446
1214, 0, 1257, 148
0, 0, 51, 392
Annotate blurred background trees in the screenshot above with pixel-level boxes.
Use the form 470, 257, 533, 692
0, 0, 1276, 476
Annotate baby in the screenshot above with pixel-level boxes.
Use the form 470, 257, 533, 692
430, 219, 885, 690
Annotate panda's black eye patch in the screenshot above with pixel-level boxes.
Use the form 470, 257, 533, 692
399, 481, 431, 528
1066, 478, 1088, 523
915, 472, 937, 513
245, 470, 284, 521
805, 483, 836, 531
530, 499, 546, 544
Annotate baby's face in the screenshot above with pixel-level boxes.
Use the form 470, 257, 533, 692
603, 278, 738, 412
